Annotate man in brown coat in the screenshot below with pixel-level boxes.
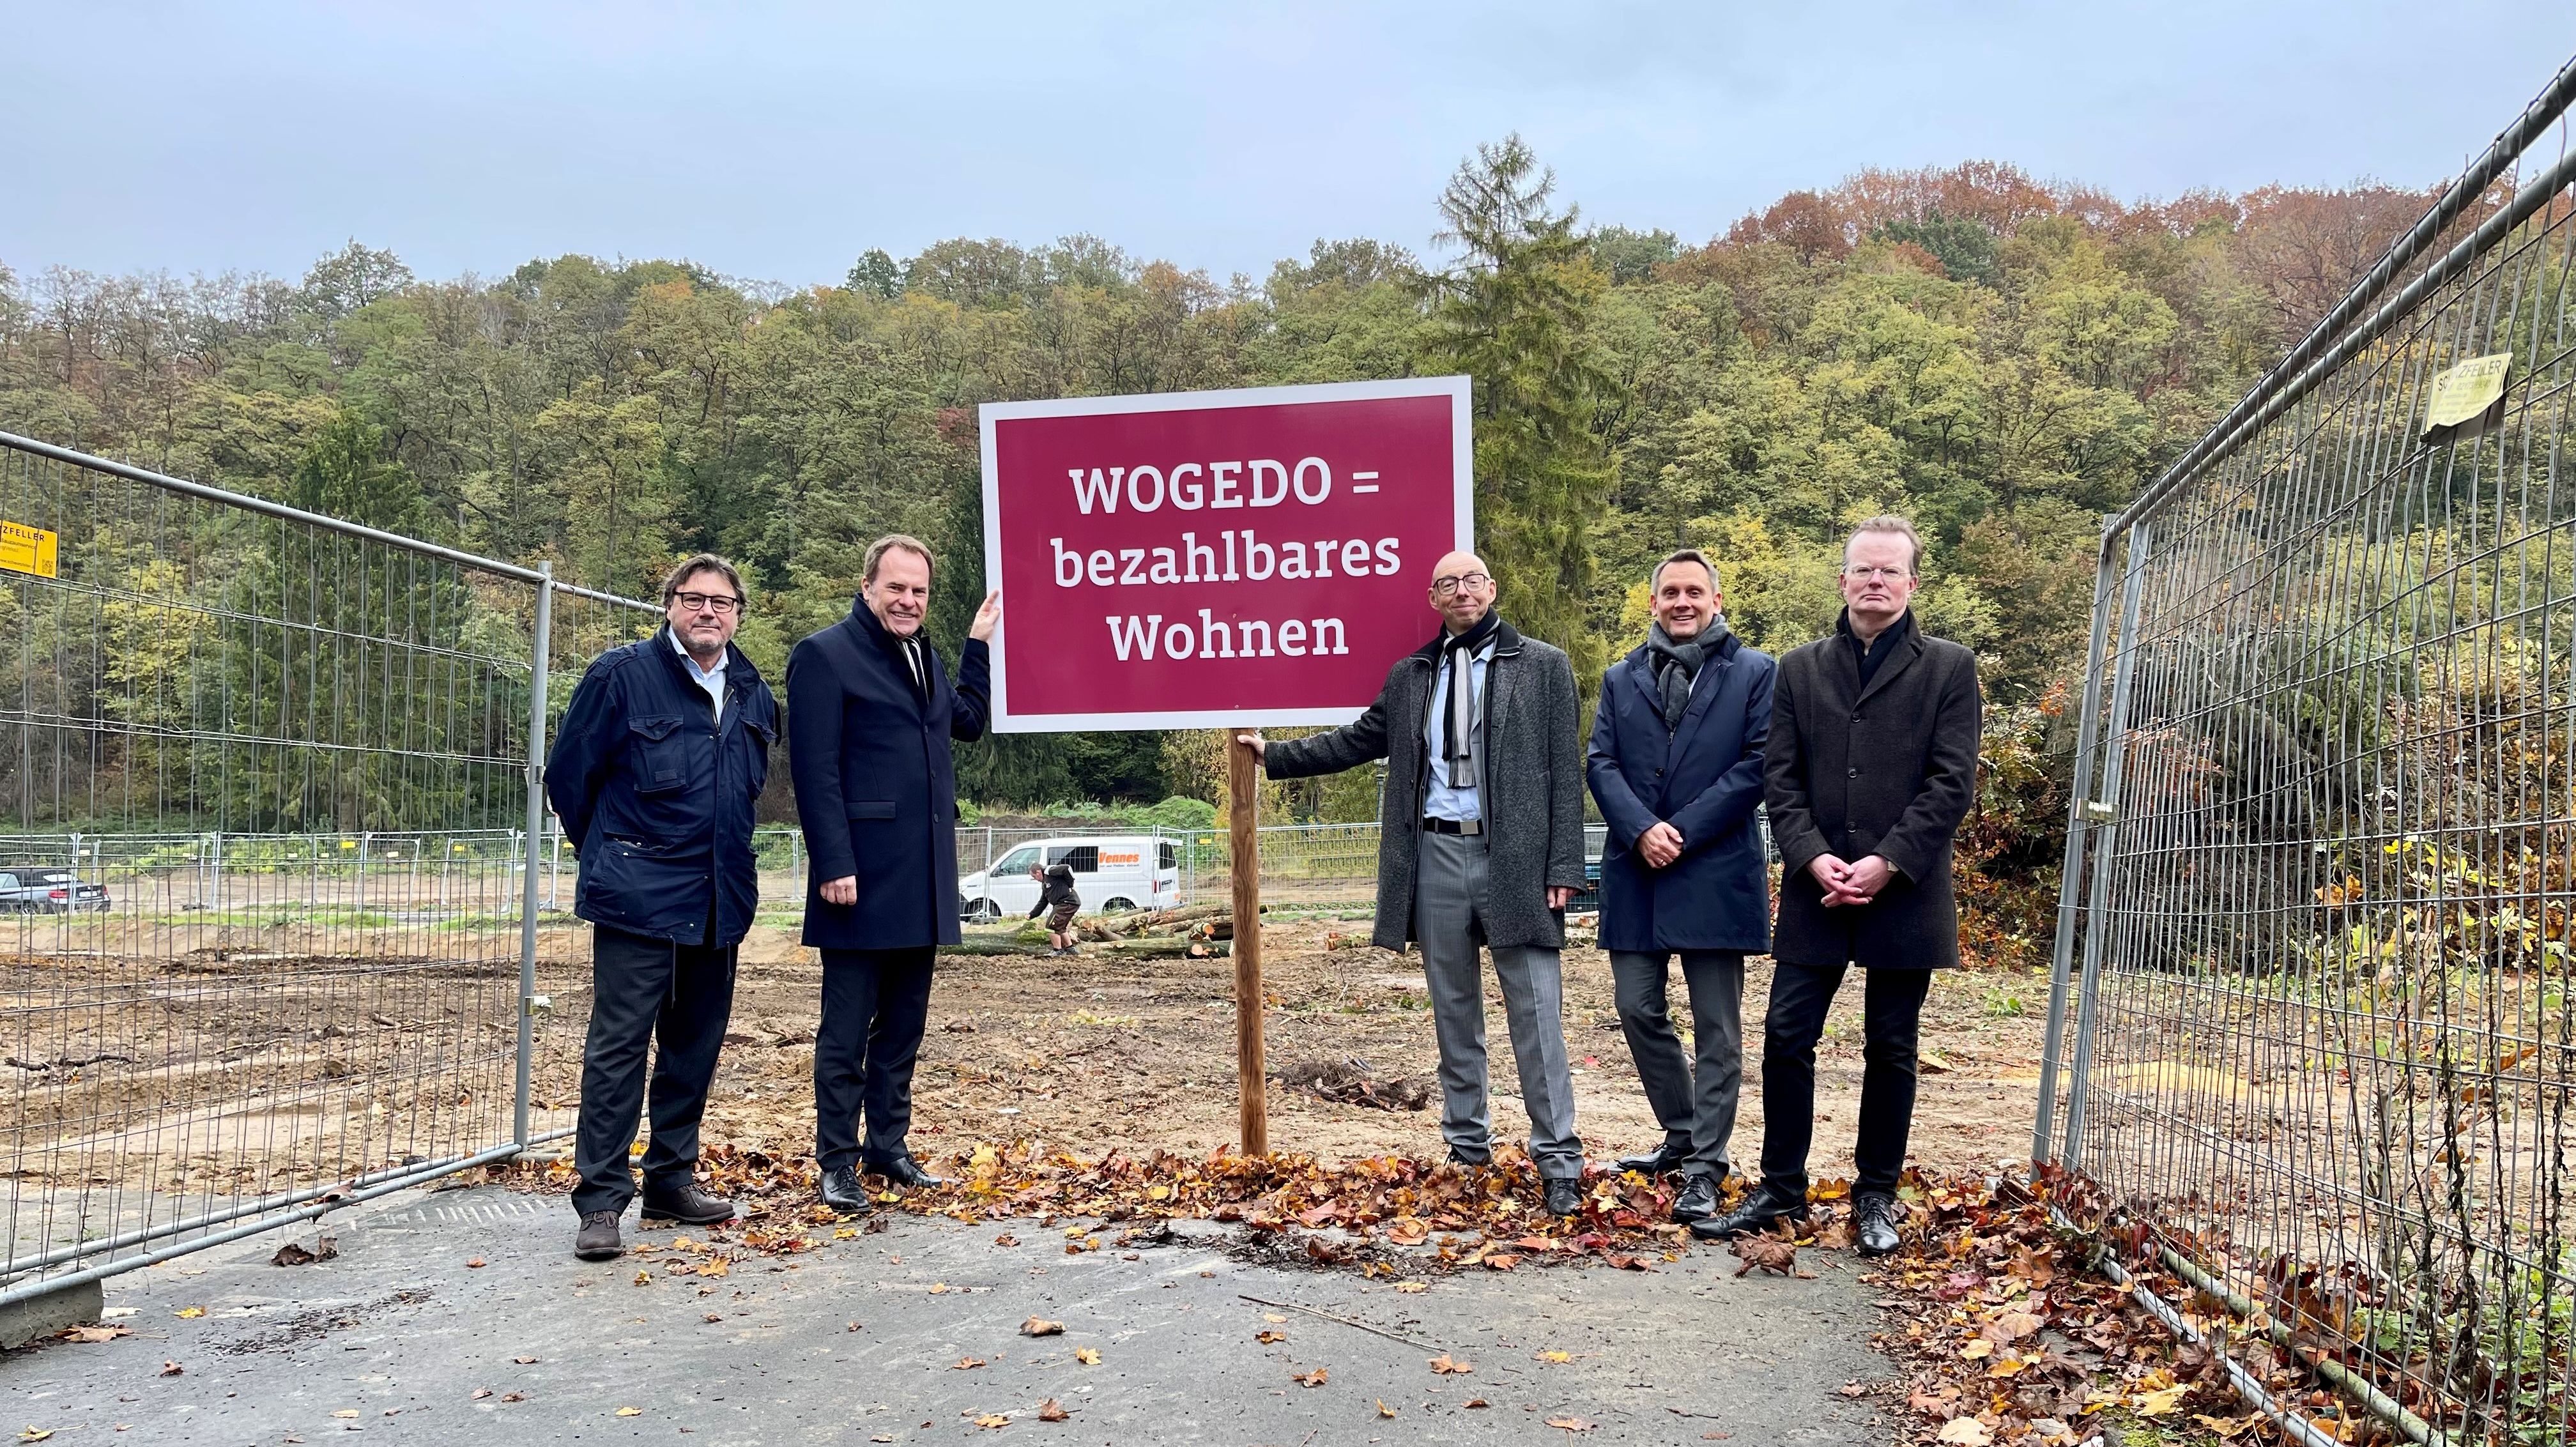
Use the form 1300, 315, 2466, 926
1696, 516, 1981, 1255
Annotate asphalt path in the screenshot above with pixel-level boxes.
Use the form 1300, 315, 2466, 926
6, 1184, 1895, 1444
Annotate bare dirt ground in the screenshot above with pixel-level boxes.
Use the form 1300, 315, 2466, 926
527, 916, 2051, 1179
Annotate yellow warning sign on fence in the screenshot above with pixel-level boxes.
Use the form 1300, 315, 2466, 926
0, 519, 57, 578
2424, 351, 2511, 439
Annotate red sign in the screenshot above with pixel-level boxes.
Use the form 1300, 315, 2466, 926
980, 378, 1473, 731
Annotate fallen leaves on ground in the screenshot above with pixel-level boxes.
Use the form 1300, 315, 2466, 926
174, 1307, 204, 1319
1377, 1400, 1396, 1418
59, 1325, 128, 1343
1428, 1353, 1473, 1374
1291, 1367, 1328, 1388
1019, 1317, 1062, 1336
272, 1237, 339, 1267
952, 1357, 986, 1370
1256, 1330, 1287, 1344
974, 1414, 1009, 1429
614, 1407, 642, 1417
486, 1139, 1712, 1276
1733, 1234, 1799, 1277
157, 1361, 181, 1376
1545, 1416, 1597, 1432
1872, 1163, 2358, 1447
1038, 1399, 1070, 1422
1073, 1347, 1101, 1366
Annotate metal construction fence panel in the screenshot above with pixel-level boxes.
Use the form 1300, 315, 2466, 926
0, 431, 659, 1308
2034, 62, 2576, 1444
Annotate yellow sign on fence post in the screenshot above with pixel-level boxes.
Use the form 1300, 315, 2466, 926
0, 519, 57, 578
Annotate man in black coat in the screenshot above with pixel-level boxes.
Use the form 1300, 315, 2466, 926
547, 554, 780, 1261
1696, 516, 1981, 1255
789, 535, 999, 1213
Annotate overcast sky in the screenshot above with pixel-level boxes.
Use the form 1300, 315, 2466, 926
6, 2, 2572, 289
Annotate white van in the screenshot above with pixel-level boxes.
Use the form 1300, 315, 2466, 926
958, 836, 1182, 921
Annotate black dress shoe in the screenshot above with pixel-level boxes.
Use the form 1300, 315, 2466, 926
640, 1181, 736, 1225
865, 1156, 950, 1190
1445, 1148, 1492, 1170
574, 1209, 624, 1260
1690, 1191, 1807, 1241
1614, 1142, 1690, 1176
1542, 1177, 1584, 1216
1853, 1193, 1903, 1257
818, 1165, 871, 1213
1671, 1173, 1720, 1223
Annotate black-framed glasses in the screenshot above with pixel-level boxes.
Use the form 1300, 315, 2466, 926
1841, 566, 1909, 583
1431, 572, 1492, 596
672, 591, 743, 615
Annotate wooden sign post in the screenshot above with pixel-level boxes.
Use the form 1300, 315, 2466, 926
1229, 735, 1267, 1156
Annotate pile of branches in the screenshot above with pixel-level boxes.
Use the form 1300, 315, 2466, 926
944, 903, 1234, 959
1275, 1055, 1436, 1111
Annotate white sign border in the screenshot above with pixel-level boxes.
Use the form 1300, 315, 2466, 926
981, 375, 1474, 733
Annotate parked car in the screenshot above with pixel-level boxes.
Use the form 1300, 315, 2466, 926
958, 836, 1181, 921
0, 866, 110, 912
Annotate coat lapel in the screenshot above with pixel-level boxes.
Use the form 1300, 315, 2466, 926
1664, 646, 1732, 758
1853, 632, 1924, 709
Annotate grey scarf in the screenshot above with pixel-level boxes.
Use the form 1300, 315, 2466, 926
1645, 618, 1728, 729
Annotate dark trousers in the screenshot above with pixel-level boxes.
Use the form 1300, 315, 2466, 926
814, 947, 937, 1170
1610, 949, 1745, 1179
572, 923, 738, 1216
1755, 961, 1932, 1201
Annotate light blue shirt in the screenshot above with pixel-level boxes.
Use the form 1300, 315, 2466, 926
1422, 635, 1493, 822
670, 631, 727, 724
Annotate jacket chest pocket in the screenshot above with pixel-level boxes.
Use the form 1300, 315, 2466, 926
628, 715, 696, 795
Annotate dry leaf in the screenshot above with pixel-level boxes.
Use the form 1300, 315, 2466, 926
1463, 1398, 1489, 1409
993, 1232, 1018, 1246
1074, 1347, 1101, 1365
61, 1325, 129, 1343
175, 1307, 204, 1319
1936, 1418, 1992, 1445
2133, 1384, 2187, 1416
465, 1257, 486, 1269
1256, 1330, 1287, 1344
1291, 1367, 1328, 1388
952, 1357, 986, 1370
615, 1407, 642, 1417
331, 1411, 361, 1420
158, 1361, 182, 1377
1377, 1400, 1396, 1418
1959, 1339, 1993, 1360
974, 1415, 1009, 1429
1020, 1317, 1064, 1336
1836, 1381, 1866, 1398
512, 1356, 539, 1364
17, 1432, 52, 1443
1038, 1399, 1070, 1423
1393, 1281, 1427, 1294
500, 1393, 525, 1404
1537, 1350, 1574, 1364
1733, 1236, 1798, 1276
1545, 1417, 1597, 1433
1428, 1354, 1473, 1375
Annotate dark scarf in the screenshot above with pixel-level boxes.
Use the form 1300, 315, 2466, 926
1645, 617, 1728, 728
1439, 609, 1503, 788
854, 593, 930, 700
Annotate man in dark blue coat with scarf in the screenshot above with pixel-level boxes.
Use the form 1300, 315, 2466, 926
1587, 547, 1775, 1225
789, 535, 1000, 1213
548, 554, 780, 1261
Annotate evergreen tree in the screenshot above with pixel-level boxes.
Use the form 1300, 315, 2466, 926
1420, 135, 1621, 687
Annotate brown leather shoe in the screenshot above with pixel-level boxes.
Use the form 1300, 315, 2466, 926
640, 1181, 735, 1225
574, 1209, 624, 1260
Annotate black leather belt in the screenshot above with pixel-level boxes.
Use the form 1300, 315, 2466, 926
1421, 816, 1483, 836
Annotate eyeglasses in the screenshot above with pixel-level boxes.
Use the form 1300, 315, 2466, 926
672, 592, 744, 615
1841, 567, 1911, 583
1431, 573, 1492, 596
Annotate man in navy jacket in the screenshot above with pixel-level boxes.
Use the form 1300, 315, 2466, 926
546, 554, 780, 1261
1586, 548, 1775, 1225
789, 535, 999, 1213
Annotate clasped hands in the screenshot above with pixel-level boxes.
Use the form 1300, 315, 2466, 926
1809, 852, 1892, 907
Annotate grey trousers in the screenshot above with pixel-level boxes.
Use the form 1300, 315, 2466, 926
1609, 949, 1745, 1179
1413, 829, 1584, 1179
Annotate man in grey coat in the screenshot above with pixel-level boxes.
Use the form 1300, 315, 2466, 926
1239, 551, 1591, 1214
1697, 516, 1982, 1255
